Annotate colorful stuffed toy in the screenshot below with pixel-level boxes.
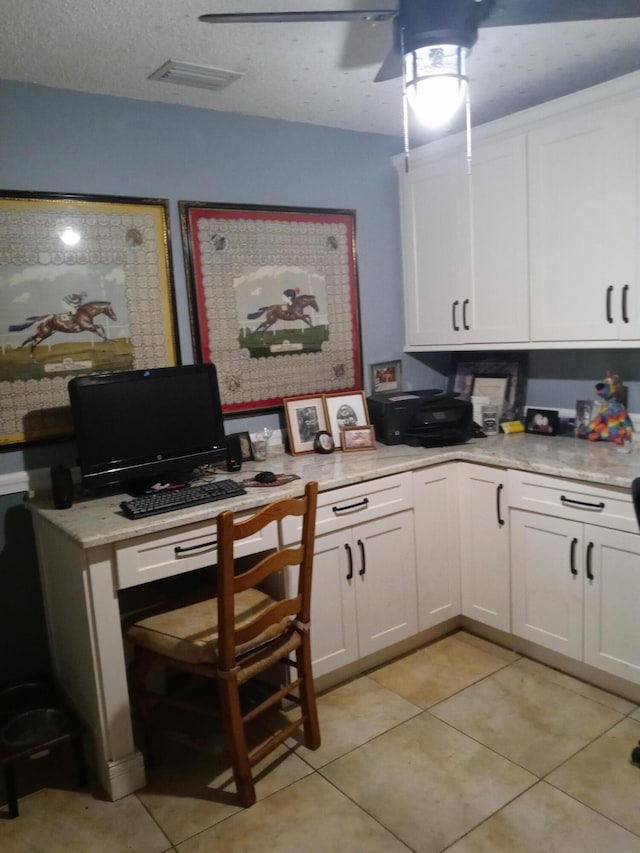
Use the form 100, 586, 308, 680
578, 371, 633, 445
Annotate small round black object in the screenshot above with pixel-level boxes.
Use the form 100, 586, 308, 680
314, 430, 335, 454
255, 471, 277, 484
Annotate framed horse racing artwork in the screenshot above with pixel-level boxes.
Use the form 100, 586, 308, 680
179, 201, 363, 414
1, 191, 178, 447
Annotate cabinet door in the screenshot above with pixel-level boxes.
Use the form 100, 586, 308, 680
399, 151, 471, 346
467, 134, 529, 345
413, 465, 460, 630
511, 510, 583, 658
354, 511, 418, 658
528, 105, 634, 342
583, 525, 640, 683
307, 529, 359, 678
458, 464, 510, 631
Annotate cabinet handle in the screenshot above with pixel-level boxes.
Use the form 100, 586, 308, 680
586, 541, 595, 580
357, 539, 366, 576
462, 299, 470, 331
560, 495, 605, 511
570, 537, 578, 576
496, 483, 505, 527
332, 497, 369, 514
174, 539, 216, 555
606, 285, 614, 323
622, 284, 630, 324
452, 300, 460, 331
345, 543, 353, 581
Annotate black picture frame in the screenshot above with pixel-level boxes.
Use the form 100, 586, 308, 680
448, 353, 529, 422
524, 408, 559, 436
227, 430, 253, 461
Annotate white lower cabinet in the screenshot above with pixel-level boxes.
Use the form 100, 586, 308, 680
511, 508, 640, 685
282, 473, 417, 679
306, 511, 418, 678
413, 465, 461, 630
458, 463, 511, 632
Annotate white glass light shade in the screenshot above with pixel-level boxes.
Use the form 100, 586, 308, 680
404, 44, 469, 127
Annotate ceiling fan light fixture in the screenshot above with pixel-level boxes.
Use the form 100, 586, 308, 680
404, 44, 468, 127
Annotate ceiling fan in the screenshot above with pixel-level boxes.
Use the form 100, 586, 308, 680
199, 1, 640, 84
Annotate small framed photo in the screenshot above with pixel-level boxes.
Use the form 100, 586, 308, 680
524, 407, 559, 436
323, 391, 370, 448
283, 395, 328, 455
227, 431, 253, 461
370, 360, 402, 394
341, 425, 376, 452
575, 399, 596, 434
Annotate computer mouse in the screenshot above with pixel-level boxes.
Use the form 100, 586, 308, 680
255, 471, 277, 484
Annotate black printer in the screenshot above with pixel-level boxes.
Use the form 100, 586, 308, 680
367, 389, 472, 448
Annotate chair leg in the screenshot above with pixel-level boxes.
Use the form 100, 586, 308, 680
297, 636, 321, 750
217, 676, 256, 807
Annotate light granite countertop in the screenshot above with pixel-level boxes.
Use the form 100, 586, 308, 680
28, 433, 640, 549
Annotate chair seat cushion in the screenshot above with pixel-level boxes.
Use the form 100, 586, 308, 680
126, 588, 289, 666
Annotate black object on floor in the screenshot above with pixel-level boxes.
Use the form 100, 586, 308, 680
0, 681, 87, 818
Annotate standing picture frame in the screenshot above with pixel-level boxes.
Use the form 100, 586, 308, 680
1, 190, 178, 448
283, 395, 329, 455
448, 354, 528, 423
524, 407, 560, 436
179, 202, 362, 415
323, 390, 370, 448
341, 424, 376, 451
370, 360, 402, 394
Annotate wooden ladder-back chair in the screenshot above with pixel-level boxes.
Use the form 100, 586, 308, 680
126, 480, 320, 807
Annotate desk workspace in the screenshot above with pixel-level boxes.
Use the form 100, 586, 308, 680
27, 433, 640, 801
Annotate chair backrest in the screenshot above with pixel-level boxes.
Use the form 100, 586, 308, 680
632, 477, 640, 530
215, 480, 318, 672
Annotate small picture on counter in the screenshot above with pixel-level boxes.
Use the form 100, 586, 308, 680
575, 399, 597, 437
284, 395, 328, 455
524, 407, 559, 436
227, 431, 253, 462
324, 391, 370, 448
341, 424, 376, 451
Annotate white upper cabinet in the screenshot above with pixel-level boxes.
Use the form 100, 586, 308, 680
397, 73, 640, 351
398, 133, 528, 349
529, 99, 640, 342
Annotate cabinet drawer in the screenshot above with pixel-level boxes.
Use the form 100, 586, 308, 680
115, 514, 278, 590
280, 473, 413, 544
508, 469, 636, 533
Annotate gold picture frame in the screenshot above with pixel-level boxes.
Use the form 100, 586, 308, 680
1, 190, 178, 447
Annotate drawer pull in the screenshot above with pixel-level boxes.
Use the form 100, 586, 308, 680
560, 496, 605, 511
357, 539, 366, 576
496, 483, 505, 527
586, 541, 595, 581
332, 498, 369, 514
174, 540, 217, 555
345, 543, 353, 581
570, 537, 578, 576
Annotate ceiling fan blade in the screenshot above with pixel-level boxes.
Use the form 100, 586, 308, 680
199, 10, 395, 25
483, 0, 640, 28
374, 47, 403, 82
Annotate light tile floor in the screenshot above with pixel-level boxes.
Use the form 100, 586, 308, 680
3, 630, 640, 852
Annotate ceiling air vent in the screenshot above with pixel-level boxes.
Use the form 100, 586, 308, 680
148, 60, 244, 91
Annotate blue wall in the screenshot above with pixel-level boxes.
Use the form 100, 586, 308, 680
0, 79, 448, 479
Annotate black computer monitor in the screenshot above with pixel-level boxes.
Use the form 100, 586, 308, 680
68, 363, 227, 493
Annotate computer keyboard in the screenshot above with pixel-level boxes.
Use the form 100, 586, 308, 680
120, 479, 247, 519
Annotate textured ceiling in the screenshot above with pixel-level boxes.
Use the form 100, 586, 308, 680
3, 1, 640, 144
